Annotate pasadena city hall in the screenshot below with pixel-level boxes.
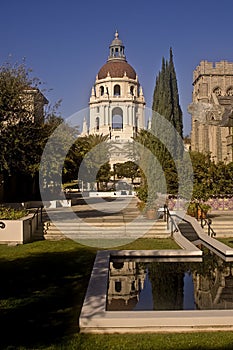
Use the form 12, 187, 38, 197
82, 31, 233, 165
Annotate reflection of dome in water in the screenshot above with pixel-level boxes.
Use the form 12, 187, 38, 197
107, 297, 137, 311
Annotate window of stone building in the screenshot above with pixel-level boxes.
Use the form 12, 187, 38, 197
113, 261, 124, 270
227, 87, 233, 96
115, 281, 122, 293
95, 117, 100, 131
114, 84, 121, 96
130, 86, 134, 95
100, 86, 104, 96
131, 281, 136, 291
213, 87, 222, 96
112, 107, 123, 129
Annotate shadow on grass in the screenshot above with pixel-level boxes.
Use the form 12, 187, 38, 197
0, 245, 96, 349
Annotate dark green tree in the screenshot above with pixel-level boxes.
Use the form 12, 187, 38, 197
152, 48, 183, 138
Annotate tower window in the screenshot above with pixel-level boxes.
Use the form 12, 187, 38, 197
100, 86, 104, 96
213, 87, 222, 96
115, 281, 121, 293
114, 84, 121, 96
95, 117, 100, 131
112, 107, 123, 130
227, 87, 233, 96
130, 86, 134, 95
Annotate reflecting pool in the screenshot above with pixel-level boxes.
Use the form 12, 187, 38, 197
107, 249, 233, 311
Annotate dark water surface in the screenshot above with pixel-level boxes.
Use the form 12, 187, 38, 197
107, 250, 233, 311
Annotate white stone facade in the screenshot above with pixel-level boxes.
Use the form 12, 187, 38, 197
82, 32, 145, 166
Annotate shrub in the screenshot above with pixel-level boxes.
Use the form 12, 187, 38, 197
0, 206, 29, 219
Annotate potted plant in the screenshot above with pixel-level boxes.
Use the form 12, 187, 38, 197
187, 202, 211, 219
199, 203, 211, 219
187, 202, 197, 217
145, 198, 158, 220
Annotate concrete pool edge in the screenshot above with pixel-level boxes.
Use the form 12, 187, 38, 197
79, 248, 233, 333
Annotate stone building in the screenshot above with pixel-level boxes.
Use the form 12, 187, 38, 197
22, 87, 48, 124
189, 60, 233, 163
82, 31, 146, 166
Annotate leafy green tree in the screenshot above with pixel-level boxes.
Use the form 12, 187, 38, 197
64, 133, 110, 190
114, 161, 139, 184
96, 162, 111, 191
40, 117, 78, 197
0, 61, 65, 201
189, 152, 233, 200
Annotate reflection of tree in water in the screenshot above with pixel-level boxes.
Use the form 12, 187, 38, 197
148, 262, 185, 310
148, 251, 233, 311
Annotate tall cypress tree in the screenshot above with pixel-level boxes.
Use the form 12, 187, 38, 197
152, 48, 183, 138
146, 48, 184, 197
168, 48, 183, 137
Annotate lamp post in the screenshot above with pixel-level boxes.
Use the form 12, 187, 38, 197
113, 163, 116, 192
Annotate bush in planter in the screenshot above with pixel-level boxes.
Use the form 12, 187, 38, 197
187, 202, 211, 218
187, 202, 197, 217
137, 201, 146, 212
0, 206, 29, 220
199, 203, 211, 218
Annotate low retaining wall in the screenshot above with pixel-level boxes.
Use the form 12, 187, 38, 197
168, 197, 233, 211
0, 211, 42, 244
89, 191, 136, 198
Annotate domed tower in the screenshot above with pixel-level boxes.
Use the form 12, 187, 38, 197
88, 31, 145, 147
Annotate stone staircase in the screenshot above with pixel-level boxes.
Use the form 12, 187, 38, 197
201, 212, 233, 237
42, 217, 170, 241
36, 206, 233, 243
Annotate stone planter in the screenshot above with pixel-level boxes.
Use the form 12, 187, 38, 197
0, 212, 41, 245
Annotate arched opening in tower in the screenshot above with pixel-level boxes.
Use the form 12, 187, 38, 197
114, 84, 121, 96
112, 107, 123, 130
95, 116, 100, 131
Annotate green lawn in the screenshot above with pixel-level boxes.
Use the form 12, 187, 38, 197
1, 238, 233, 349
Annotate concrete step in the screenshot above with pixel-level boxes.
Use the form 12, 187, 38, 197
43, 219, 170, 240
201, 219, 233, 237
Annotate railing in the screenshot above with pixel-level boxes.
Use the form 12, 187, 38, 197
28, 205, 43, 241
163, 204, 179, 235
196, 202, 216, 238
164, 203, 216, 238
200, 217, 216, 237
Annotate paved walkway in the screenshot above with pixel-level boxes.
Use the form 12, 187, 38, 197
70, 196, 141, 224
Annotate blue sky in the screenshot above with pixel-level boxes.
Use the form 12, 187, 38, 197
1, 0, 233, 135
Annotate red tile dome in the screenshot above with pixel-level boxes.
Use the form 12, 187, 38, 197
98, 60, 136, 80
